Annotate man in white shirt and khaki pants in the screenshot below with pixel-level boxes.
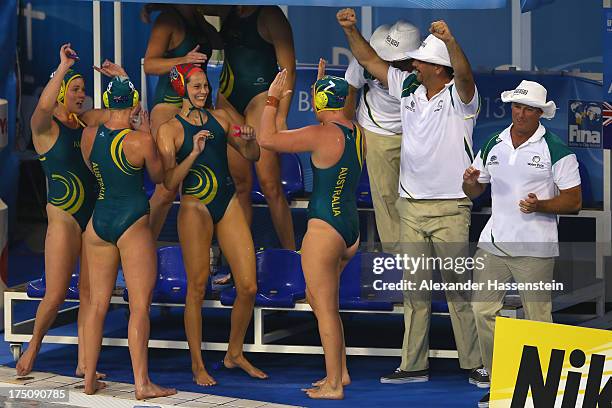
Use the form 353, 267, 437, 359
337, 9, 486, 387
344, 20, 421, 254
463, 80, 582, 408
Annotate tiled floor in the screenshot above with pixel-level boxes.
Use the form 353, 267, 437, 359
0, 366, 300, 408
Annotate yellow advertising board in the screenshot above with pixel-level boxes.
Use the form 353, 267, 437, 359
491, 317, 611, 407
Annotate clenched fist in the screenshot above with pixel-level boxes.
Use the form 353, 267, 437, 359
463, 166, 481, 185
429, 20, 454, 43
337, 8, 357, 29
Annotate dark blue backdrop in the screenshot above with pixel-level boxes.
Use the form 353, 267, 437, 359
0, 0, 19, 231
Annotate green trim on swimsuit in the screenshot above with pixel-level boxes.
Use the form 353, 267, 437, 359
175, 111, 235, 224
219, 6, 278, 114
307, 123, 364, 247
90, 125, 149, 244
39, 117, 97, 231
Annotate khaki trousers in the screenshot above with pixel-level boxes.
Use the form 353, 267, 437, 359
396, 197, 482, 371
362, 128, 401, 254
472, 249, 554, 375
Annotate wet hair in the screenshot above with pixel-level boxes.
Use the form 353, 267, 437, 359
141, 3, 173, 23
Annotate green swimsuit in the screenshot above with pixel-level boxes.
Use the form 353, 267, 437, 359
219, 6, 279, 114
153, 10, 213, 107
175, 111, 235, 223
90, 126, 149, 244
39, 117, 97, 231
308, 123, 365, 247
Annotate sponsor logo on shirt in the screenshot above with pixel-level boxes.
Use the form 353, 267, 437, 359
405, 100, 416, 112
487, 155, 499, 166
434, 100, 444, 112
527, 155, 545, 169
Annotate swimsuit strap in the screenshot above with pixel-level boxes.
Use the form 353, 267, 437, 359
186, 106, 208, 130
69, 113, 87, 128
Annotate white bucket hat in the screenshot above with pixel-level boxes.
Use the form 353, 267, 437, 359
369, 20, 421, 62
501, 80, 557, 119
405, 34, 451, 67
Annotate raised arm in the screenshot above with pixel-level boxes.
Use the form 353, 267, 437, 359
227, 125, 261, 161
31, 44, 76, 136
343, 86, 359, 120
261, 6, 296, 130
143, 13, 207, 75
337, 8, 390, 87
258, 70, 319, 153
429, 21, 475, 104
81, 61, 129, 126
158, 121, 205, 190
213, 109, 260, 161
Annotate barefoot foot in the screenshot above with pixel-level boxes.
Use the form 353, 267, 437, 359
312, 374, 351, 387
193, 367, 217, 386
75, 367, 106, 380
84, 379, 106, 395
135, 382, 176, 400
16, 347, 38, 377
303, 382, 344, 400
224, 354, 268, 379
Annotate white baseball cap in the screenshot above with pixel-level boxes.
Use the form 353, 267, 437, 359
405, 34, 451, 67
369, 20, 421, 62
501, 80, 557, 119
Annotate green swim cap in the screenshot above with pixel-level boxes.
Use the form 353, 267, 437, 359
313, 75, 349, 112
54, 69, 83, 105
103, 76, 139, 109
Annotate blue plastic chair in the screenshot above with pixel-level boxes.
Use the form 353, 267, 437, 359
338, 252, 394, 311
220, 249, 305, 308
251, 153, 304, 204
27, 268, 80, 300
356, 162, 373, 208
123, 246, 213, 303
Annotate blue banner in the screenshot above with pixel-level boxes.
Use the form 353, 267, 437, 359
520, 0, 555, 12
604, 8, 612, 150
0, 0, 19, 231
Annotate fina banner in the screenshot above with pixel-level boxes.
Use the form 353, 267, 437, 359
490, 318, 611, 407
568, 101, 603, 149
604, 102, 612, 150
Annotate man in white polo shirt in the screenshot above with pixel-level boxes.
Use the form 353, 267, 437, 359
344, 20, 421, 254
337, 8, 485, 386
462, 80, 582, 408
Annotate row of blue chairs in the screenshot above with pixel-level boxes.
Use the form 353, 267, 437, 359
143, 153, 374, 208
29, 246, 444, 311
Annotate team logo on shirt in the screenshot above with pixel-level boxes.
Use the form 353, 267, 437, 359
487, 155, 499, 166
405, 100, 416, 112
528, 155, 545, 169
434, 100, 444, 112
